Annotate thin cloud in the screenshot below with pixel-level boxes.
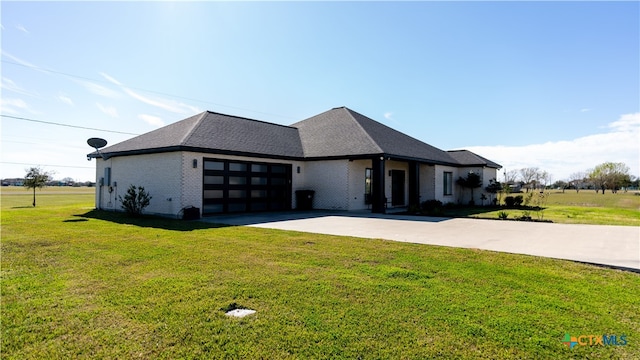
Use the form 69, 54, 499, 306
580, 108, 592, 113
1, 77, 38, 97
98, 72, 200, 114
138, 114, 165, 127
58, 93, 74, 106
0, 97, 34, 114
123, 87, 200, 114
384, 112, 394, 121
100, 72, 123, 86
96, 103, 118, 118
1, 51, 49, 74
16, 24, 29, 34
77, 80, 121, 98
464, 113, 640, 180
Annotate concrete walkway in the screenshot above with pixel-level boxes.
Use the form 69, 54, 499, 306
204, 211, 640, 271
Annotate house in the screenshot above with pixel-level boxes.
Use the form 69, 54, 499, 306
89, 107, 501, 217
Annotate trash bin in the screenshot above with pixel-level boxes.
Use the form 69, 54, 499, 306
295, 190, 315, 210
182, 206, 200, 220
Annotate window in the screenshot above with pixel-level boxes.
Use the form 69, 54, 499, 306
443, 172, 453, 196
364, 168, 372, 204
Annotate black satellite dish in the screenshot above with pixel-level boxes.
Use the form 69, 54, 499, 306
87, 137, 108, 149
87, 137, 109, 160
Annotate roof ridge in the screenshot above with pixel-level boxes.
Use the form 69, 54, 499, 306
179, 111, 209, 145
342, 107, 384, 154
207, 110, 297, 129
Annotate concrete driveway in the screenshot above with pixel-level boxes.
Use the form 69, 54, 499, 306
204, 211, 640, 271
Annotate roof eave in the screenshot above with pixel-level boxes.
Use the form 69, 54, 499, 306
92, 146, 305, 161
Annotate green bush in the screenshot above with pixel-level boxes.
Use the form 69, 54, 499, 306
514, 195, 524, 207
118, 185, 152, 217
420, 199, 443, 215
504, 196, 516, 208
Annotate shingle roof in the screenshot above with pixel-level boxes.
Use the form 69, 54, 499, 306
97, 111, 304, 159
291, 107, 460, 165
93, 107, 499, 169
447, 150, 502, 169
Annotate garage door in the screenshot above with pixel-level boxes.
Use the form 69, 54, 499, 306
202, 158, 292, 215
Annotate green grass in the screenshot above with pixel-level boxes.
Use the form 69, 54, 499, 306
2, 189, 640, 359
439, 190, 640, 226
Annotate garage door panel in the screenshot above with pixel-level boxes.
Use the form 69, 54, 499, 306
202, 158, 291, 215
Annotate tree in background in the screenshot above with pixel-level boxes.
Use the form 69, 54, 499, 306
23, 167, 53, 207
503, 169, 519, 184
568, 172, 587, 193
519, 167, 539, 192
552, 180, 569, 193
588, 162, 631, 194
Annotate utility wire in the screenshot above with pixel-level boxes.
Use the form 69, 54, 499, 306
1, 161, 94, 169
1, 114, 140, 135
2, 59, 298, 121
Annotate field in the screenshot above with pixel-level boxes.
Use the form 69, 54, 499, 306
434, 190, 640, 226
1, 188, 639, 359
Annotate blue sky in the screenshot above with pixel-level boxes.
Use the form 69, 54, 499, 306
2, 1, 638, 182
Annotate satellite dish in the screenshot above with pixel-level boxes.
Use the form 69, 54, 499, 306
87, 137, 109, 160
87, 137, 107, 149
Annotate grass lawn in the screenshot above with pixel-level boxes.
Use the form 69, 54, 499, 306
2, 188, 639, 359
433, 190, 640, 226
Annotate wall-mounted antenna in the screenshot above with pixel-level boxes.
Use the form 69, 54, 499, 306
87, 137, 109, 160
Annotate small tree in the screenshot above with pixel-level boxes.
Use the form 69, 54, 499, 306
23, 167, 53, 207
456, 172, 482, 205
485, 179, 502, 206
118, 185, 152, 217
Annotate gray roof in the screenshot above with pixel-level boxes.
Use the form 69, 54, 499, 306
447, 150, 502, 169
292, 107, 460, 165
93, 107, 500, 168
97, 111, 304, 159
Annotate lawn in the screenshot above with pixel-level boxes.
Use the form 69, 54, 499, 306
2, 188, 639, 359
433, 190, 640, 226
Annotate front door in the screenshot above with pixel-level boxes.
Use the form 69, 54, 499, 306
391, 170, 405, 206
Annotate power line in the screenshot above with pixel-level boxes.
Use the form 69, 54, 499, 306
1, 59, 298, 121
1, 161, 94, 169
1, 114, 140, 135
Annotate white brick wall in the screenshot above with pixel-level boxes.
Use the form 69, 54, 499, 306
95, 153, 182, 216
348, 159, 370, 210
420, 164, 436, 202
302, 160, 349, 210
180, 152, 204, 213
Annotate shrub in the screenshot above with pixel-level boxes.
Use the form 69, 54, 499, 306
504, 196, 516, 208
119, 185, 152, 217
420, 199, 443, 215
421, 199, 443, 212
513, 195, 524, 207
498, 211, 509, 220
